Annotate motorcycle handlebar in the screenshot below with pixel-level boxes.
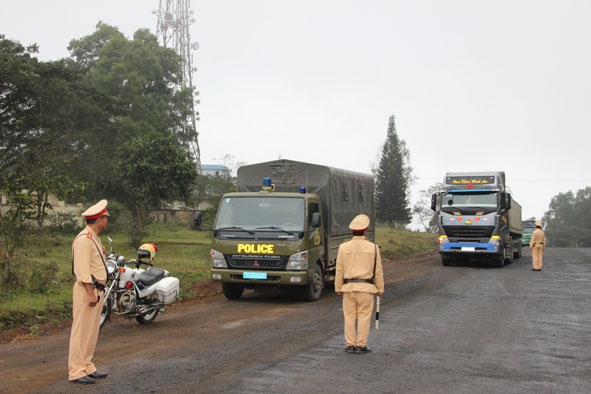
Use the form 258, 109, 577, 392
126, 259, 153, 268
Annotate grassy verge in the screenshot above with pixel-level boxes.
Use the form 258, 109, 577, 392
0, 224, 436, 336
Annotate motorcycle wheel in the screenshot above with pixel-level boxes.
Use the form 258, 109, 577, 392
136, 308, 158, 325
99, 296, 112, 329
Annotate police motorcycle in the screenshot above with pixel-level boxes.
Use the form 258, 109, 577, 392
99, 238, 180, 329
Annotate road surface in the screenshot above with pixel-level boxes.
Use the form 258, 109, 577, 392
0, 248, 589, 394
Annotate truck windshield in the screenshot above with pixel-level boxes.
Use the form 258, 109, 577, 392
215, 197, 305, 232
440, 191, 498, 213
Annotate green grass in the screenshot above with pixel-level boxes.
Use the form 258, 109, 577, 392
0, 224, 436, 334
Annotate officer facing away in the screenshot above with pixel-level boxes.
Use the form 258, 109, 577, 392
335, 214, 384, 354
529, 220, 546, 271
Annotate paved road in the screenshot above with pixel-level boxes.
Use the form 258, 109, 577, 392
1, 248, 589, 394
228, 248, 591, 394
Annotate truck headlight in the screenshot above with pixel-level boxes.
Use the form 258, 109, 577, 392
286, 251, 308, 270
210, 249, 227, 268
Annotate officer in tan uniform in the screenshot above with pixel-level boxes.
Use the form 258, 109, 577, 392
335, 214, 384, 354
529, 220, 546, 271
68, 199, 110, 384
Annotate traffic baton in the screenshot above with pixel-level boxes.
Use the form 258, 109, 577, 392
375, 295, 380, 330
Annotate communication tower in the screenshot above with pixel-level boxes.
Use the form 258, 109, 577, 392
155, 0, 202, 174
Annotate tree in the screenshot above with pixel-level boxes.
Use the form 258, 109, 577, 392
66, 23, 197, 201
375, 115, 412, 228
0, 37, 84, 282
412, 182, 443, 232
114, 131, 198, 244
544, 187, 591, 247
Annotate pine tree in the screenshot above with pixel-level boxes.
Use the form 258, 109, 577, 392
375, 115, 412, 228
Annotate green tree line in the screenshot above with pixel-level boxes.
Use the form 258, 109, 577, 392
544, 187, 591, 247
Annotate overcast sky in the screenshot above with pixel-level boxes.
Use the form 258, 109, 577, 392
2, 0, 590, 226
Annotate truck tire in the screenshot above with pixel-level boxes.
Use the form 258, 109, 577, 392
492, 257, 504, 268
222, 283, 244, 300
441, 258, 452, 266
514, 242, 522, 259
302, 264, 323, 302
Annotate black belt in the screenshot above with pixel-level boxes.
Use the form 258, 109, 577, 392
534, 243, 544, 245
344, 278, 374, 284
91, 275, 106, 291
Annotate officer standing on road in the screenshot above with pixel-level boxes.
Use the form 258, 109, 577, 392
68, 199, 110, 384
529, 220, 546, 271
335, 214, 384, 354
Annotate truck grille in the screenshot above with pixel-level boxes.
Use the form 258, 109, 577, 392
228, 256, 287, 269
443, 226, 493, 239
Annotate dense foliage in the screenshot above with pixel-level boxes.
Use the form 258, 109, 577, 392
0, 24, 202, 282
544, 187, 591, 247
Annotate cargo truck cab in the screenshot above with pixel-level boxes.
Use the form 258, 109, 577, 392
431, 172, 522, 267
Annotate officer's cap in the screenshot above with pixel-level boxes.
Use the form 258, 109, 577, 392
349, 214, 370, 231
82, 199, 110, 220
535, 221, 542, 227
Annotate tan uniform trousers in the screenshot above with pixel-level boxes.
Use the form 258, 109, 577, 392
68, 282, 103, 380
532, 244, 544, 270
343, 291, 374, 347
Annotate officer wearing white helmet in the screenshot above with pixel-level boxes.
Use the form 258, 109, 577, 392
68, 199, 110, 384
335, 214, 384, 354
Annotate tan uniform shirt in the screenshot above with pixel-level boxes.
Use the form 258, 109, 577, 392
72, 226, 107, 285
335, 236, 384, 294
529, 228, 546, 249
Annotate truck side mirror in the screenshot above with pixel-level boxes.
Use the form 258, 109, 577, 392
193, 211, 202, 229
499, 192, 511, 210
431, 193, 438, 211
311, 212, 321, 228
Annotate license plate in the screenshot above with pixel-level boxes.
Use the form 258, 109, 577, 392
243, 271, 267, 280
461, 247, 475, 252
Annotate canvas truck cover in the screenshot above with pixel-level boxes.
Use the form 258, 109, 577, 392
236, 159, 375, 237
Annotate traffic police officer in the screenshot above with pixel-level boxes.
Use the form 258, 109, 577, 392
68, 199, 110, 384
529, 220, 546, 271
335, 214, 384, 354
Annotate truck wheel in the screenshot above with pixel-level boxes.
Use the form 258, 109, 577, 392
514, 243, 522, 259
302, 264, 323, 302
441, 258, 452, 266
222, 283, 244, 300
492, 258, 504, 268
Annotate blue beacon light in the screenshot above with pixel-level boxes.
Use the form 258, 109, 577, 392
262, 177, 275, 191
299, 186, 306, 194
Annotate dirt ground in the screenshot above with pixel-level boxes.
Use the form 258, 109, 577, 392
0, 252, 441, 393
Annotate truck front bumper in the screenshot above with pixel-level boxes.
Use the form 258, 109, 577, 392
211, 269, 309, 286
438, 235, 502, 255
440, 242, 499, 253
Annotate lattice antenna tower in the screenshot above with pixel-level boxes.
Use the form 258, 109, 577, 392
155, 0, 202, 174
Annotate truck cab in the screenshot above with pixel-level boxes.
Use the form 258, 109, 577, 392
431, 172, 522, 267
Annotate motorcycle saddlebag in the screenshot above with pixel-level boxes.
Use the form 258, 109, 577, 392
155, 277, 180, 304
